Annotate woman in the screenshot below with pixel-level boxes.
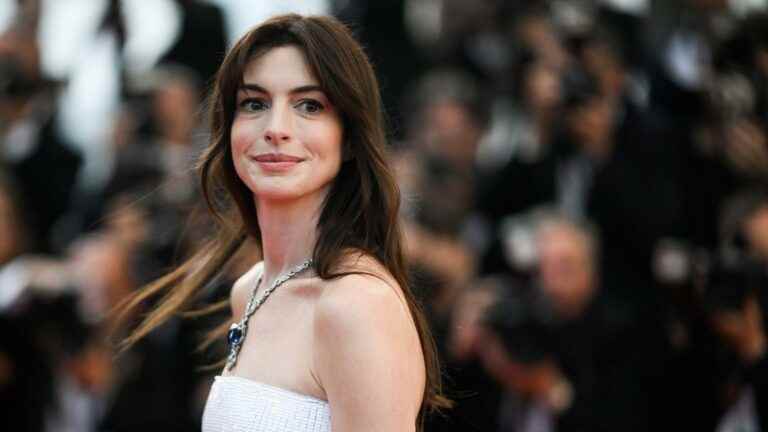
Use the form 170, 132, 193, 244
113, 14, 450, 432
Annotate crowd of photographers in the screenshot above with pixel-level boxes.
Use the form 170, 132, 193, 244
2, 1, 768, 431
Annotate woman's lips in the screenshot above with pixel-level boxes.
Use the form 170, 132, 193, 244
251, 153, 304, 171
253, 153, 303, 162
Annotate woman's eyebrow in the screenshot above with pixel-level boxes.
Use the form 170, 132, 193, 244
239, 83, 324, 95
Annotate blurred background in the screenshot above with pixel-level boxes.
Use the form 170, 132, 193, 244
1, 0, 768, 431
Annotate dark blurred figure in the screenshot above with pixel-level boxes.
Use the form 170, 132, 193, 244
740, 193, 768, 265
1, 167, 206, 431
645, 0, 733, 126
113, 65, 204, 206
0, 7, 82, 254
399, 69, 488, 308
334, 0, 427, 137
510, 5, 569, 72
476, 214, 613, 432
556, 76, 680, 431
481, 56, 685, 279
159, 0, 227, 91
475, 53, 566, 276
660, 190, 768, 432
712, 191, 768, 430
400, 68, 488, 236
681, 14, 768, 251
1, 223, 210, 431
397, 69, 496, 432
0, 170, 52, 432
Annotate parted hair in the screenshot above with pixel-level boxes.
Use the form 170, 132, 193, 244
112, 13, 451, 429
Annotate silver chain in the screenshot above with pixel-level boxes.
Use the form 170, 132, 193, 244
225, 259, 314, 371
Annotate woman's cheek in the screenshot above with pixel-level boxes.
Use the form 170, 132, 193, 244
230, 122, 250, 158
230, 129, 253, 185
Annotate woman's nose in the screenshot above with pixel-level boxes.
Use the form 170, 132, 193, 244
264, 107, 292, 144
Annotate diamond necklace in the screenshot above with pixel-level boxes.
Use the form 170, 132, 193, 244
225, 259, 314, 371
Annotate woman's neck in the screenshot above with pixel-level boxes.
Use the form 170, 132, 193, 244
255, 191, 325, 284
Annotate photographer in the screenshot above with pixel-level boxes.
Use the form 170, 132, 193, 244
476, 214, 607, 431
708, 191, 768, 431
0, 23, 81, 255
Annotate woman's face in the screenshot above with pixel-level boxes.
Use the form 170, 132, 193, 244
231, 45, 343, 203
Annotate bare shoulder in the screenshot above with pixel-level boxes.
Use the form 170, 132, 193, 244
230, 261, 264, 310
315, 254, 408, 324
315, 273, 405, 326
312, 255, 425, 428
333, 252, 395, 284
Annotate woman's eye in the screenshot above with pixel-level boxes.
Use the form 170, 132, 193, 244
239, 98, 268, 112
296, 99, 324, 114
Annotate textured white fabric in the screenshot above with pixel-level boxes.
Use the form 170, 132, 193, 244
202, 375, 331, 432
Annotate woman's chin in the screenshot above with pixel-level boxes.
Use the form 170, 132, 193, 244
253, 188, 302, 202
252, 183, 324, 204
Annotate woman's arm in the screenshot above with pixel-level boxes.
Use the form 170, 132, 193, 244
312, 273, 425, 432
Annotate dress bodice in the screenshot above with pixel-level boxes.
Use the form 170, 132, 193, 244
202, 375, 331, 432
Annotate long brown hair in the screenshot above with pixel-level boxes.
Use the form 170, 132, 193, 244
112, 13, 451, 428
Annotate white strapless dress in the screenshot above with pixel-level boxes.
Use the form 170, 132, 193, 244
202, 375, 332, 432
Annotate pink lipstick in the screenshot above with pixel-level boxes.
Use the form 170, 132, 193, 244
251, 153, 304, 171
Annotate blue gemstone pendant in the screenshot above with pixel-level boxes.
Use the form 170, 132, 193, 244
228, 323, 243, 346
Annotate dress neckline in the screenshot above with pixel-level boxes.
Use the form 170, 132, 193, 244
215, 375, 328, 405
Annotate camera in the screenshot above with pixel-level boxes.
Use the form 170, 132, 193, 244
482, 285, 557, 364
703, 253, 766, 312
